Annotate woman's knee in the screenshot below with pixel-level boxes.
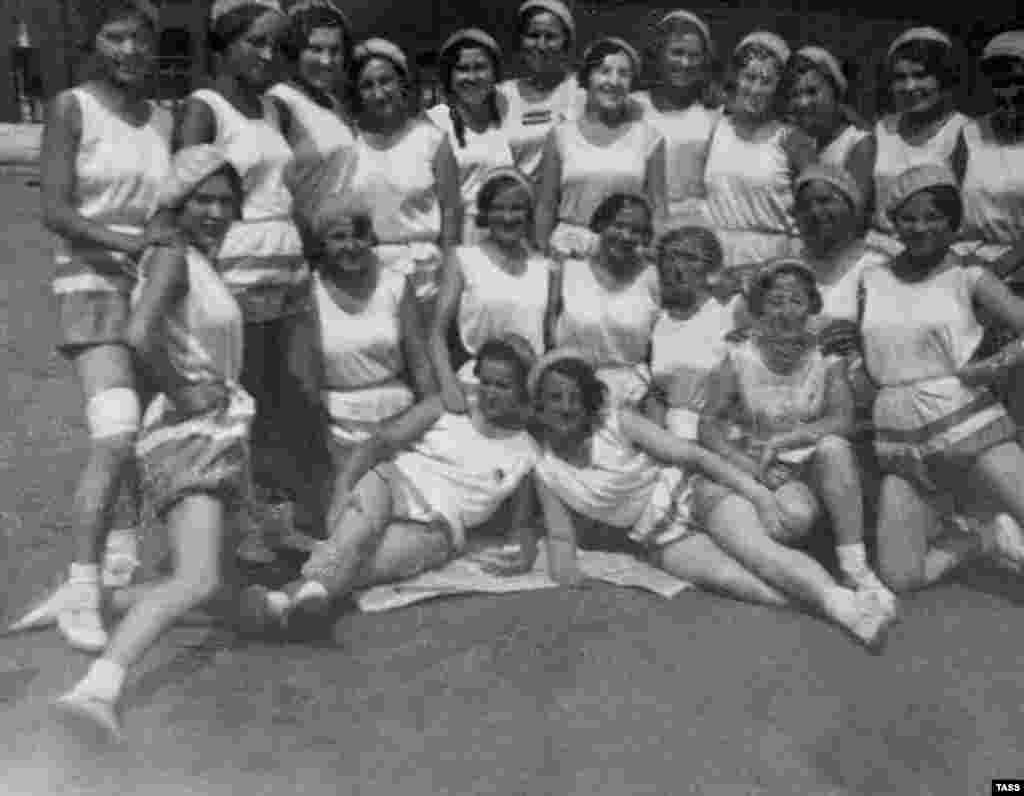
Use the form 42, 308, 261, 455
814, 434, 855, 463
775, 482, 819, 542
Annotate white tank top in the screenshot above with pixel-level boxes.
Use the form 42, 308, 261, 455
960, 116, 1024, 248
872, 111, 968, 234
498, 76, 585, 181
554, 118, 664, 227
819, 124, 869, 169
343, 118, 446, 245
425, 104, 514, 229
65, 88, 172, 244
803, 238, 889, 323
392, 412, 539, 545
555, 258, 660, 370
632, 92, 719, 215
266, 82, 356, 228
315, 270, 408, 391
456, 244, 550, 357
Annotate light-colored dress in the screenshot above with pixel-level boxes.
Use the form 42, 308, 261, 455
51, 88, 172, 349
703, 116, 802, 269
632, 91, 720, 226
454, 244, 551, 385
314, 270, 415, 446
190, 89, 307, 324
555, 258, 660, 407
266, 82, 356, 233
498, 75, 585, 181
342, 118, 448, 301
548, 118, 664, 258
819, 124, 870, 170
650, 296, 743, 440
134, 246, 254, 517
870, 111, 968, 252
536, 409, 697, 550
426, 104, 514, 245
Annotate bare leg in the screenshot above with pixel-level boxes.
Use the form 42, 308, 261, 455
809, 435, 864, 547
351, 521, 453, 589
773, 480, 820, 544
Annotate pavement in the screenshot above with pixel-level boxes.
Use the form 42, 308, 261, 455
1, 174, 1023, 796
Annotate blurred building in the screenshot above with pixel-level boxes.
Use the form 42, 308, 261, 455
0, 0, 1019, 121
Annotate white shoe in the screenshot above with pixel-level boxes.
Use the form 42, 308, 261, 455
54, 689, 122, 743
990, 514, 1024, 574
841, 566, 898, 617
847, 589, 897, 653
56, 582, 108, 653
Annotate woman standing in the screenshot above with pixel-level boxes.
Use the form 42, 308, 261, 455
783, 46, 875, 202
342, 37, 461, 324
430, 168, 553, 413
37, 0, 172, 652
871, 27, 968, 253
536, 36, 667, 259
498, 0, 584, 183
551, 193, 661, 408
54, 146, 254, 741
427, 29, 514, 245
703, 32, 816, 272
632, 10, 721, 228
861, 165, 1024, 591
268, 0, 355, 241
177, 0, 315, 557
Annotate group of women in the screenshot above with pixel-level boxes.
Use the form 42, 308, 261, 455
17, 0, 1024, 742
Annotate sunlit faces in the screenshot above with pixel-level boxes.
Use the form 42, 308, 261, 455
734, 56, 781, 120
795, 181, 856, 253
94, 15, 155, 87
788, 68, 838, 138
892, 191, 957, 261
587, 51, 634, 112
599, 202, 652, 264
659, 32, 708, 90
759, 273, 815, 337
658, 236, 715, 308
987, 58, 1024, 127
356, 57, 406, 119
298, 26, 345, 92
476, 357, 528, 425
451, 46, 497, 109
536, 368, 588, 439
890, 57, 943, 116
224, 10, 286, 90
483, 183, 532, 246
179, 172, 241, 255
321, 214, 375, 275
520, 11, 569, 77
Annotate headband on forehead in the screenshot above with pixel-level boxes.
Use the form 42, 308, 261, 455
886, 163, 959, 219
795, 45, 847, 95
736, 31, 790, 65
158, 145, 231, 208
583, 36, 642, 75
982, 30, 1024, 63
656, 10, 713, 52
286, 0, 350, 29
887, 26, 952, 59
795, 162, 865, 216
440, 28, 502, 62
527, 347, 593, 398
210, 0, 283, 23
353, 37, 409, 76
518, 0, 575, 44
480, 166, 535, 203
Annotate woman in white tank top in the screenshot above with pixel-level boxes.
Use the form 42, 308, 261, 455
631, 11, 722, 229
37, 1, 171, 653
497, 0, 585, 183
178, 0, 321, 561
268, 0, 355, 243
870, 27, 969, 253
782, 46, 875, 205
339, 38, 461, 325
536, 37, 667, 259
427, 29, 514, 245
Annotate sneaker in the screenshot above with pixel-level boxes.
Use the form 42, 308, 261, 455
847, 588, 897, 654
53, 690, 122, 744
990, 514, 1024, 574
56, 582, 107, 653
840, 566, 898, 617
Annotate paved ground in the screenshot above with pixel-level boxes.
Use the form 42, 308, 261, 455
0, 174, 1022, 796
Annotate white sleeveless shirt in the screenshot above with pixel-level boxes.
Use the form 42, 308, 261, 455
266, 82, 356, 230
960, 116, 1024, 253
498, 76, 585, 181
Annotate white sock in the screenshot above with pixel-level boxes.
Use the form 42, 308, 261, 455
74, 658, 125, 704
295, 580, 329, 604
822, 585, 857, 626
837, 543, 868, 575
68, 562, 100, 584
